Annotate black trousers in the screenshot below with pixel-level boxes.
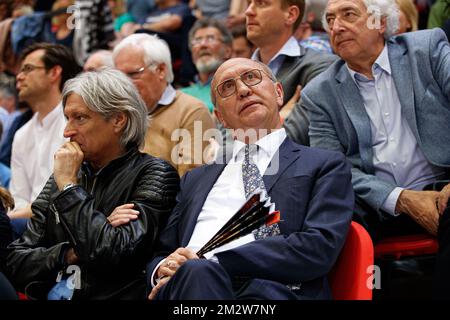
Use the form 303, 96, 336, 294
353, 180, 450, 243
0, 272, 17, 300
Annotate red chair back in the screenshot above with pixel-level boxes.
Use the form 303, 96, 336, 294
329, 221, 374, 300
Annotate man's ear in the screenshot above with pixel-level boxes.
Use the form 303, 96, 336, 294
379, 16, 387, 35
48, 65, 62, 87
285, 5, 300, 28
112, 112, 128, 133
275, 82, 284, 107
214, 108, 228, 128
157, 63, 167, 81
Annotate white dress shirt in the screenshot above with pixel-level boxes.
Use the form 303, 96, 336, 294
347, 45, 446, 215
9, 103, 67, 209
151, 129, 287, 286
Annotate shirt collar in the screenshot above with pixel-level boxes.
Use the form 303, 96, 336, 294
346, 43, 390, 84
231, 128, 287, 162
252, 36, 301, 65
158, 84, 177, 106
34, 101, 63, 127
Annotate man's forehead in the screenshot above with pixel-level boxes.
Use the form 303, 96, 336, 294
24, 49, 45, 63
195, 26, 221, 36
216, 59, 260, 79
326, 0, 365, 12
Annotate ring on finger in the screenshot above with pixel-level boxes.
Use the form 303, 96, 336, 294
167, 260, 176, 268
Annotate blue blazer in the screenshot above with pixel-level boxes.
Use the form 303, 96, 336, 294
147, 137, 354, 299
297, 28, 450, 216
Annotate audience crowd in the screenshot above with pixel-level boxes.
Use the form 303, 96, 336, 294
0, 0, 449, 300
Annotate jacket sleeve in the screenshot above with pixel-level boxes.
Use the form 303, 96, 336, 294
216, 152, 354, 284
6, 177, 69, 289
304, 90, 396, 215
430, 28, 450, 102
50, 160, 179, 268
146, 169, 192, 282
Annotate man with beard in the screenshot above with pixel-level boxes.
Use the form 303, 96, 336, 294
181, 18, 232, 113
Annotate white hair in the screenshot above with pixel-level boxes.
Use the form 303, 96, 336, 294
62, 68, 148, 149
112, 33, 174, 83
322, 0, 400, 38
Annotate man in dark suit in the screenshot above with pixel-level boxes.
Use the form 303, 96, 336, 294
245, 0, 336, 144
285, 0, 450, 240
146, 58, 354, 300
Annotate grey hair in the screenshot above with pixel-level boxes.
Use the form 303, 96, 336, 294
211, 59, 277, 107
112, 33, 174, 83
62, 68, 148, 149
322, 0, 399, 38
188, 18, 233, 51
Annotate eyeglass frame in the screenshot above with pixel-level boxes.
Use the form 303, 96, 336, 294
190, 34, 224, 48
215, 68, 274, 99
123, 62, 156, 80
18, 64, 47, 75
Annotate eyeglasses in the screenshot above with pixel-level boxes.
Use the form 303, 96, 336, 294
216, 69, 271, 98
124, 62, 155, 80
18, 64, 47, 75
191, 35, 223, 47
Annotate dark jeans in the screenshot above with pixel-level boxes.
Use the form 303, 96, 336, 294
354, 180, 450, 243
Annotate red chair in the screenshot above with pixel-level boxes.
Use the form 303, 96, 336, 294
329, 221, 374, 300
374, 234, 438, 260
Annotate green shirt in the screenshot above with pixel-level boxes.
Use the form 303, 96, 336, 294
180, 82, 213, 113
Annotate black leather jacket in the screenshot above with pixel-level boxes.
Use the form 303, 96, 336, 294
6, 147, 180, 299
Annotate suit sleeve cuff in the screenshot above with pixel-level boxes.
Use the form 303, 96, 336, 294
150, 259, 166, 288
381, 187, 404, 216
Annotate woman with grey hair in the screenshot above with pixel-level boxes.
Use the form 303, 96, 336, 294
6, 68, 180, 300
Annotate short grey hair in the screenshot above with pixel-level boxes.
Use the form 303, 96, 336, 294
62, 68, 148, 149
112, 33, 174, 83
322, 0, 399, 38
188, 18, 233, 51
211, 59, 277, 107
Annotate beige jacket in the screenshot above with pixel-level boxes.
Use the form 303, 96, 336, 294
142, 91, 215, 177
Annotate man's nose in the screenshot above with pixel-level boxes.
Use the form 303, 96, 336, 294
63, 124, 76, 138
236, 78, 251, 98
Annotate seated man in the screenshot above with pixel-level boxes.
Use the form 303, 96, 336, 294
146, 58, 354, 300
6, 69, 180, 300
286, 0, 450, 240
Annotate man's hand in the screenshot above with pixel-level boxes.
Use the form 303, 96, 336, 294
396, 189, 440, 235
54, 142, 84, 191
437, 183, 450, 215
280, 85, 301, 120
107, 203, 140, 227
148, 247, 199, 300
65, 247, 79, 265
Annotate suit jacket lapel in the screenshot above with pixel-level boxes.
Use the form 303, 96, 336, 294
388, 40, 420, 141
263, 138, 301, 192
181, 163, 226, 246
335, 66, 374, 173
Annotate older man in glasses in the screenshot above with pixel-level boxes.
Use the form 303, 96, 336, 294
113, 33, 215, 177
146, 57, 354, 300
180, 18, 232, 114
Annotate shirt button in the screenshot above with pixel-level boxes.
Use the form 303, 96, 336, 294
393, 162, 397, 167
384, 112, 390, 116
390, 138, 395, 142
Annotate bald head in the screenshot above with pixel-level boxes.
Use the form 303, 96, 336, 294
83, 50, 114, 72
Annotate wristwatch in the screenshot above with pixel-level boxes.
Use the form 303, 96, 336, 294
62, 183, 77, 191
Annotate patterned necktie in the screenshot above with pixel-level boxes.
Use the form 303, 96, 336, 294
241, 144, 280, 240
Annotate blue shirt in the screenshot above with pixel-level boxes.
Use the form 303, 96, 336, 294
251, 36, 301, 76
347, 45, 447, 215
